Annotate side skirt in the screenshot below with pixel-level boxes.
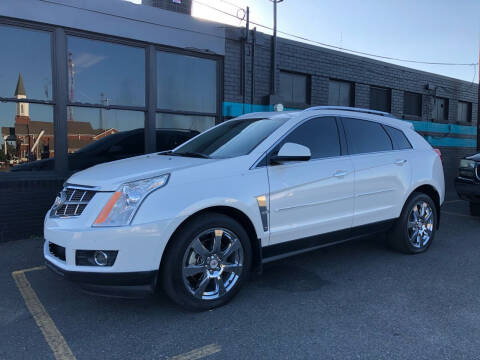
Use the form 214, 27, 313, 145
262, 219, 396, 263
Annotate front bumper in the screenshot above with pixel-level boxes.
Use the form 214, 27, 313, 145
44, 215, 174, 297
455, 177, 480, 203
46, 259, 157, 298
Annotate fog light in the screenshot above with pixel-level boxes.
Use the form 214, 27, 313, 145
76, 250, 118, 266
94, 251, 108, 266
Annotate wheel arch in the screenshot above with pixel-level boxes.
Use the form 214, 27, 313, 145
159, 206, 263, 276
406, 184, 441, 229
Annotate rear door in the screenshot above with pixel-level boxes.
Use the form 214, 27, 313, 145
267, 116, 355, 245
341, 117, 412, 226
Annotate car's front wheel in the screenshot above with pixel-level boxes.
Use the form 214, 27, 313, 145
161, 213, 251, 311
388, 192, 437, 254
469, 202, 480, 217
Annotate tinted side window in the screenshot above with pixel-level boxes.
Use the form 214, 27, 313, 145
342, 118, 392, 154
277, 117, 340, 160
383, 125, 412, 150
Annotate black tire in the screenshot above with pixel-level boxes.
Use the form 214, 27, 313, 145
469, 202, 480, 217
388, 192, 437, 254
161, 212, 251, 311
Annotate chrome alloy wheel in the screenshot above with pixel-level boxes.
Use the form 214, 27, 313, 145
407, 201, 434, 249
182, 228, 244, 300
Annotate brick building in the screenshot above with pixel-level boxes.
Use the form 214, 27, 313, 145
222, 28, 478, 196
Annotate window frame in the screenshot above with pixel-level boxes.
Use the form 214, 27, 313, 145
370, 86, 392, 113
403, 91, 422, 117
457, 100, 472, 123
155, 47, 223, 134
0, 18, 56, 174
0, 19, 55, 106
278, 70, 311, 107
328, 79, 355, 107
65, 30, 149, 111
433, 97, 449, 123
0, 17, 223, 176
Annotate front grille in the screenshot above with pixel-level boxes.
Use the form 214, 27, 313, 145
51, 187, 96, 217
49, 242, 66, 261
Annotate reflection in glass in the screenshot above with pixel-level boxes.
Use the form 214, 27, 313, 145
156, 113, 215, 132
0, 25, 52, 100
66, 107, 144, 171
0, 102, 54, 171
172, 118, 288, 159
157, 52, 217, 113
67, 36, 145, 108
67, 107, 144, 153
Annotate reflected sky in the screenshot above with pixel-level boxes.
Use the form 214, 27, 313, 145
0, 25, 52, 100
67, 36, 145, 107
157, 52, 217, 113
68, 107, 144, 132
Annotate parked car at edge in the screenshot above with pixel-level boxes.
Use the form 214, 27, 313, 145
10, 128, 199, 172
44, 106, 445, 310
455, 153, 480, 216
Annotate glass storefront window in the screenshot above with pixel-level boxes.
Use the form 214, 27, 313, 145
67, 36, 145, 108
0, 23, 221, 174
66, 107, 145, 171
156, 113, 215, 132
0, 103, 54, 171
0, 25, 52, 101
157, 51, 217, 113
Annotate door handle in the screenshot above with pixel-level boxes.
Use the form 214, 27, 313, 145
333, 170, 348, 178
394, 159, 407, 166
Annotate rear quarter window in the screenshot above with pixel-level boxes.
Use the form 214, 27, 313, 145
383, 125, 412, 150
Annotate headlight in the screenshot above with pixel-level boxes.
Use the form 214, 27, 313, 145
93, 174, 169, 227
460, 159, 476, 169
459, 159, 477, 178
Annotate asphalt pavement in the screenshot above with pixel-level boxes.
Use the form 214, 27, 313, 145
1, 199, 479, 360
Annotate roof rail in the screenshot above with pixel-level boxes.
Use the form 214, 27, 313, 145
304, 106, 397, 118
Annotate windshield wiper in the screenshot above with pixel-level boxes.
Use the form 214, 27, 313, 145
159, 150, 210, 159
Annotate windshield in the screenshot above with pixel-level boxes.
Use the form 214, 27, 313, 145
170, 118, 287, 159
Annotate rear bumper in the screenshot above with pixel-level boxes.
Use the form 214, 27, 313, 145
455, 177, 480, 203
45, 259, 158, 298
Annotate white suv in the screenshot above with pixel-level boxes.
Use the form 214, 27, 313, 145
44, 107, 445, 310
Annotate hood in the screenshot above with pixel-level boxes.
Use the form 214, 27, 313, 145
66, 153, 215, 190
466, 153, 480, 162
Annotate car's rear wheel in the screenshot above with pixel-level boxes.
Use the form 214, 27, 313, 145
388, 192, 437, 254
161, 213, 251, 311
469, 202, 480, 217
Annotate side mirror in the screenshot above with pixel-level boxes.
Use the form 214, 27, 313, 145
270, 142, 311, 164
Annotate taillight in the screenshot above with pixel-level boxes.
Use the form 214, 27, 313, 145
434, 148, 442, 161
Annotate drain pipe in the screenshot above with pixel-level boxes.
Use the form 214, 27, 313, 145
251, 27, 256, 108
242, 7, 249, 114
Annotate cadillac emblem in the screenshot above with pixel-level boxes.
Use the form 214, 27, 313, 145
53, 190, 67, 210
